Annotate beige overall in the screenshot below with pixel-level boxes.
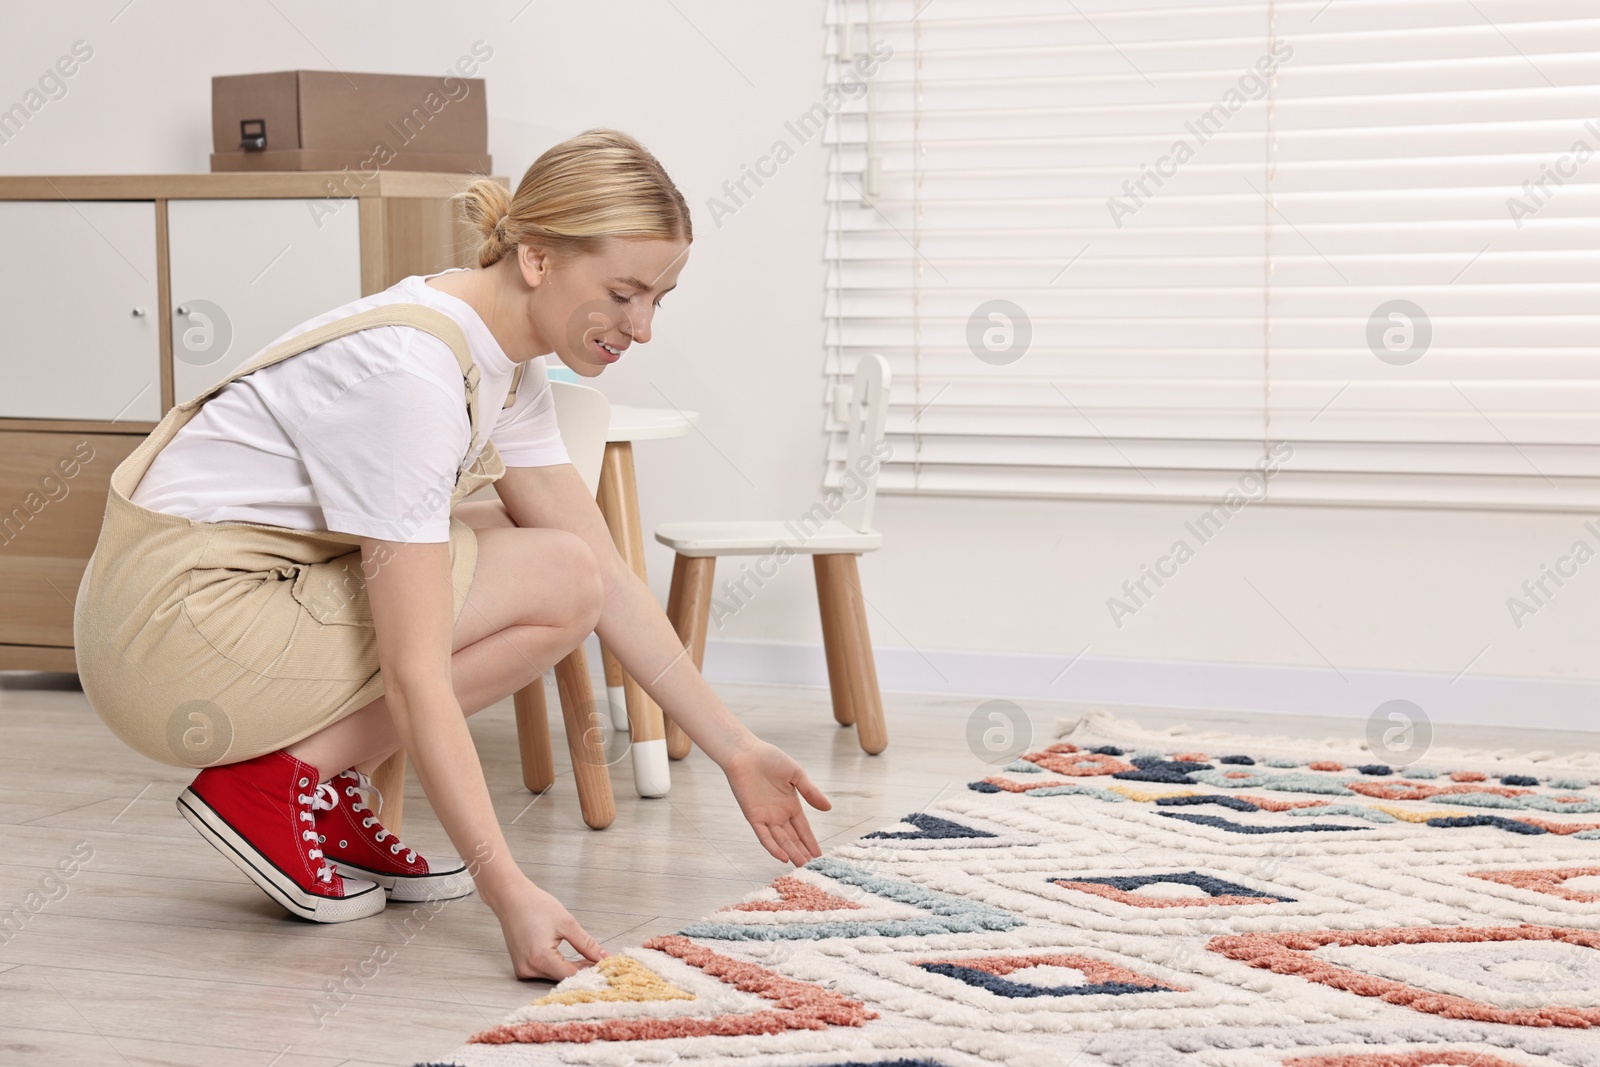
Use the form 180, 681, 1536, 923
74, 303, 514, 769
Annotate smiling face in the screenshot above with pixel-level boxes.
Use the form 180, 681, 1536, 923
517, 236, 690, 377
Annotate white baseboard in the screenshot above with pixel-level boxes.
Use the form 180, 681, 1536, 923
670, 636, 1597, 734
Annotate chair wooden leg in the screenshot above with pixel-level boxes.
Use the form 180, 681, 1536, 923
838, 556, 888, 754
663, 554, 716, 759
812, 556, 856, 727
814, 554, 888, 754
554, 645, 616, 829
368, 750, 408, 836
513, 673, 555, 794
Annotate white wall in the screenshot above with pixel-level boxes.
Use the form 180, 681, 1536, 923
6, 1, 1594, 728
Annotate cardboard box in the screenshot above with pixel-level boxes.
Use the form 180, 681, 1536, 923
210, 70, 490, 174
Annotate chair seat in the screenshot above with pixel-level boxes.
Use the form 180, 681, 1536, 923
655, 519, 882, 557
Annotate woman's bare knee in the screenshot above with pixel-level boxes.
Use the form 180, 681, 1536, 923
545, 529, 605, 634
453, 525, 603, 651
456, 501, 600, 628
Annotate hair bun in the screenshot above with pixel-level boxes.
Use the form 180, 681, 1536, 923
451, 178, 516, 266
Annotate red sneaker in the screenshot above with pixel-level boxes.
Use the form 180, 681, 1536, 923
177, 750, 387, 923
316, 769, 474, 903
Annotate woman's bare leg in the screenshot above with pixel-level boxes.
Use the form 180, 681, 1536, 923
285, 500, 601, 782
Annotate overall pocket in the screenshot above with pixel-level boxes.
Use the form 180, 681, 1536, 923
288, 550, 375, 627
180, 562, 306, 679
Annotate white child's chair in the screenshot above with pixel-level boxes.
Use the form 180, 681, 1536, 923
654, 353, 892, 755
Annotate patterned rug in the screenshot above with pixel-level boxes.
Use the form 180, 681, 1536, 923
416, 711, 1600, 1067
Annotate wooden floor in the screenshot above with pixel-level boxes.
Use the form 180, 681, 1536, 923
1, 670, 1595, 1066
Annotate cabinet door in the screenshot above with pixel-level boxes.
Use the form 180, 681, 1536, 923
0, 430, 144, 647
0, 201, 161, 422
167, 198, 361, 403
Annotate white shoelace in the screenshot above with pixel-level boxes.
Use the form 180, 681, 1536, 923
298, 784, 339, 884
338, 770, 417, 864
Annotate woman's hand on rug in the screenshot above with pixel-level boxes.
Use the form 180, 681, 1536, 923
723, 741, 832, 866
488, 876, 609, 981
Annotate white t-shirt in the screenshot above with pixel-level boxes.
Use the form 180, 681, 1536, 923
130, 268, 570, 543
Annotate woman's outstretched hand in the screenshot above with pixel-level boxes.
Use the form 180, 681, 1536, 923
722, 740, 833, 866
487, 875, 608, 981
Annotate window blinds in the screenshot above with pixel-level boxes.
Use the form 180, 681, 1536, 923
821, 0, 1600, 508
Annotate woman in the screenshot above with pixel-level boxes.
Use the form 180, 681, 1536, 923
73, 128, 831, 981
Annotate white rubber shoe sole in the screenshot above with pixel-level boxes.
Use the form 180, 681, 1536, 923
331, 858, 475, 903
177, 788, 387, 923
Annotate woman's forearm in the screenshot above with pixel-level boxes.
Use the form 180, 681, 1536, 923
590, 554, 759, 767
385, 677, 525, 907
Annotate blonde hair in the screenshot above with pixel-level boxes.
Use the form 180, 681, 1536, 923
453, 128, 692, 269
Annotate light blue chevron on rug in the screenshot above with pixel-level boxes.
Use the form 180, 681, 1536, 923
676, 857, 1025, 941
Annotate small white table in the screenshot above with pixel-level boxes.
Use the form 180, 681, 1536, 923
596, 405, 698, 798
609, 405, 701, 443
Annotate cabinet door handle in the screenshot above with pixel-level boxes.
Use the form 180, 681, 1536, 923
131, 307, 146, 316
174, 305, 188, 315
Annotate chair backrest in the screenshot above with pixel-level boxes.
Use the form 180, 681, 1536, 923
549, 379, 611, 497
838, 352, 892, 534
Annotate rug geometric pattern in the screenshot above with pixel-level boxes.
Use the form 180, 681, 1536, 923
414, 712, 1600, 1067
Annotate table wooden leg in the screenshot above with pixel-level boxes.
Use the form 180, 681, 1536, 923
597, 441, 670, 798
664, 553, 716, 760
661, 703, 690, 760
599, 641, 629, 731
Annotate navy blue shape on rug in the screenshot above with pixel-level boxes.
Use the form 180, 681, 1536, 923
862, 812, 998, 841
916, 961, 1178, 999
1057, 870, 1293, 902
1158, 811, 1365, 834
1113, 757, 1214, 784
1426, 814, 1546, 835
1156, 793, 1261, 812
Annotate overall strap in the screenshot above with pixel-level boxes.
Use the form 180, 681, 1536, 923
186, 303, 488, 478
504, 360, 526, 408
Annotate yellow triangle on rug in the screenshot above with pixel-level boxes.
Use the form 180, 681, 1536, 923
530, 955, 695, 1007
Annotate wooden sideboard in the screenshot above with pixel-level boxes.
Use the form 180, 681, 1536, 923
0, 171, 505, 671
